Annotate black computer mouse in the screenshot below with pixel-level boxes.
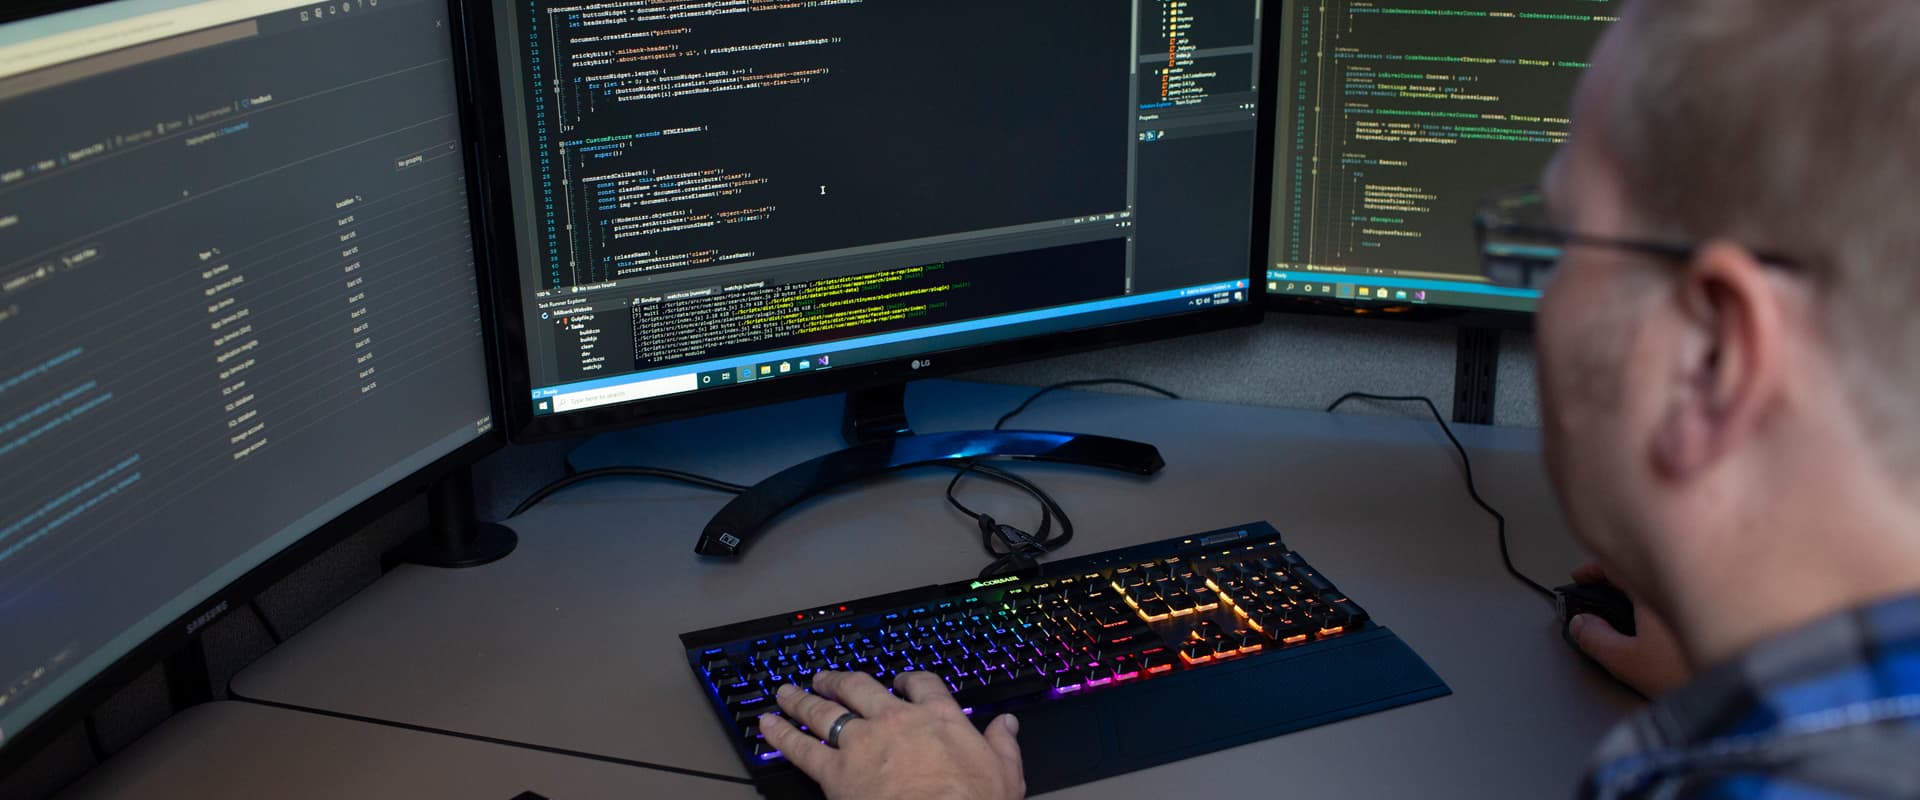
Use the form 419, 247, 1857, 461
1554, 582, 1636, 640
1554, 582, 1649, 696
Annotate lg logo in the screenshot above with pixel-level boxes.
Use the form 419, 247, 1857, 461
910, 359, 932, 371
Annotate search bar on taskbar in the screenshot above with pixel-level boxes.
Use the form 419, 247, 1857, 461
549, 372, 699, 413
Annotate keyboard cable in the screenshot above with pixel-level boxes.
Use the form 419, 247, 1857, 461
942, 378, 1182, 577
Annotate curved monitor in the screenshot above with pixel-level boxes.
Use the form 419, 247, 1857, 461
0, 0, 499, 769
483, 0, 1277, 439
1264, 0, 1617, 326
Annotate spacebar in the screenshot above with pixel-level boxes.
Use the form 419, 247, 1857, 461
951, 675, 1053, 711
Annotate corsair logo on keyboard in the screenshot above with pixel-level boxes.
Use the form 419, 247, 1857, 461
968, 575, 1021, 590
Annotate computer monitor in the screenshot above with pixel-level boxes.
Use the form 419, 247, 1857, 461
483, 0, 1275, 439
0, 0, 499, 771
1264, 0, 1616, 325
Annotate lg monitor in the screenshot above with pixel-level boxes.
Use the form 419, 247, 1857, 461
483, 0, 1277, 442
0, 0, 500, 772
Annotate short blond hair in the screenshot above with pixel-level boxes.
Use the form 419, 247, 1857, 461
1602, 0, 1920, 477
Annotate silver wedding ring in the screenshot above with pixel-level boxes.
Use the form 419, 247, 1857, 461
824, 711, 858, 748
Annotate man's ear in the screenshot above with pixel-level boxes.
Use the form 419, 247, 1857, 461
1651, 240, 1786, 480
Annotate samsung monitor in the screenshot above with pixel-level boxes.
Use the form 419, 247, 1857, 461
1264, 0, 1616, 325
0, 0, 500, 772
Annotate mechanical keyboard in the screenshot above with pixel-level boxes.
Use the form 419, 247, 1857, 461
680, 522, 1450, 798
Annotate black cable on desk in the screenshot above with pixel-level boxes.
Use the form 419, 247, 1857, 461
941, 378, 1177, 577
1324, 392, 1555, 602
944, 461, 1075, 579
993, 378, 1180, 430
507, 467, 747, 519
224, 693, 756, 786
507, 379, 1177, 575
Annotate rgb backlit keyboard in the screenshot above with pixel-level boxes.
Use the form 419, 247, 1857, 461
680, 522, 1449, 798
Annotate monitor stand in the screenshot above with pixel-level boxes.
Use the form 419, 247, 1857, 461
399, 468, 518, 568
695, 382, 1164, 557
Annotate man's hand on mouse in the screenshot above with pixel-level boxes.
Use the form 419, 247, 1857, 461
758, 670, 1025, 800
1568, 562, 1691, 697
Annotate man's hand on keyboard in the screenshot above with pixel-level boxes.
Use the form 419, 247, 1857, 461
759, 670, 1025, 800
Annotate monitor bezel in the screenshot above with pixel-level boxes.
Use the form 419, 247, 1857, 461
1264, 294, 1536, 331
475, 0, 1282, 442
0, 0, 509, 776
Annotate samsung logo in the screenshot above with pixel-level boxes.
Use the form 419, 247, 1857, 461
184, 600, 230, 635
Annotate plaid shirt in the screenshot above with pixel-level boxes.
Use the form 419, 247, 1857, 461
1580, 594, 1920, 799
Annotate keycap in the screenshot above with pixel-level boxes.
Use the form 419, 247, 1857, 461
1272, 619, 1313, 644
1096, 619, 1148, 642
1084, 666, 1117, 686
1234, 631, 1263, 653
1140, 651, 1174, 674
1098, 635, 1165, 661
725, 690, 771, 709
1137, 599, 1172, 621
1164, 594, 1195, 616
1333, 599, 1369, 626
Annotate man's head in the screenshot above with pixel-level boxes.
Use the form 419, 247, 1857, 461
1538, 0, 1920, 658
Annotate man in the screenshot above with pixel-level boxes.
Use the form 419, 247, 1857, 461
759, 0, 1920, 796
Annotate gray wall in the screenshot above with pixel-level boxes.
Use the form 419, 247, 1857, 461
2, 311, 1540, 799
966, 312, 1540, 428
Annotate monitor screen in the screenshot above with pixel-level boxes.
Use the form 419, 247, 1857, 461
489, 0, 1268, 428
0, 0, 494, 752
1265, 0, 1615, 315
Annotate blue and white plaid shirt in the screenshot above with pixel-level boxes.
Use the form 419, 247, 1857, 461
1580, 594, 1920, 799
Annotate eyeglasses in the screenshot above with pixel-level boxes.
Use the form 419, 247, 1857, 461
1474, 186, 1800, 290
